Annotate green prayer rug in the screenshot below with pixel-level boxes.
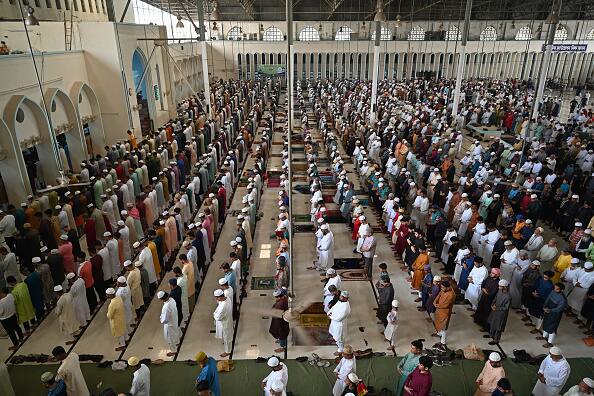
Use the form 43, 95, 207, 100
250, 277, 276, 290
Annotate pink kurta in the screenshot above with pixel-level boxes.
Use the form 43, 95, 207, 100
143, 198, 154, 226
164, 217, 178, 252
59, 242, 75, 274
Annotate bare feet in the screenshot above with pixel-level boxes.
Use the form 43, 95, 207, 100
167, 352, 176, 357
220, 352, 230, 358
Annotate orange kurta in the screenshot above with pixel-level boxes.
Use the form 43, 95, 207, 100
147, 241, 161, 276
433, 289, 456, 332
412, 253, 429, 290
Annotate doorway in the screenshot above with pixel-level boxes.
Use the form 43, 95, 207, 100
132, 49, 153, 136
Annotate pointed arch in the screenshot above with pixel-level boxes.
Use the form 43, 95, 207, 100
554, 25, 568, 41
445, 25, 462, 41
371, 25, 392, 41
0, 117, 30, 203
515, 26, 533, 40
298, 26, 320, 41
408, 26, 425, 41
3, 94, 62, 187
70, 81, 106, 158
44, 88, 87, 172
335, 25, 353, 41
480, 26, 497, 41
263, 26, 284, 41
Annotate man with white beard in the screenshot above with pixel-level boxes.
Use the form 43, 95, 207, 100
327, 290, 351, 356
213, 289, 233, 358
323, 269, 341, 312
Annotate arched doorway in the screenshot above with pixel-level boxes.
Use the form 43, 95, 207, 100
132, 49, 154, 136
70, 81, 106, 158
0, 118, 30, 205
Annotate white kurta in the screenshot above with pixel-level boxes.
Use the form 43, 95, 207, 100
500, 248, 519, 282
70, 278, 90, 326
263, 363, 289, 396
139, 247, 157, 284
57, 352, 90, 396
106, 239, 120, 279
327, 301, 351, 345
384, 310, 398, 346
466, 266, 489, 308
318, 232, 335, 271
119, 226, 131, 261
160, 299, 180, 350
532, 356, 571, 396
116, 285, 134, 327
176, 275, 189, 322
213, 297, 233, 353
332, 357, 356, 396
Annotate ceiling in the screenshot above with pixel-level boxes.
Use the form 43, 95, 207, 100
147, 0, 594, 22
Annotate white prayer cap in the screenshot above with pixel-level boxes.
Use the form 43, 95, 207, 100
230, 241, 238, 247
51, 249, 59, 254
585, 262, 594, 269
117, 276, 127, 283
162, 211, 169, 216
273, 289, 283, 297
347, 373, 359, 382
571, 258, 580, 264
498, 279, 509, 287
340, 290, 349, 298
532, 260, 541, 266
132, 241, 141, 248
586, 229, 592, 235
461, 193, 468, 198
103, 232, 112, 237
489, 352, 501, 362
124, 260, 133, 267
198, 213, 205, 218
267, 357, 280, 367
118, 220, 125, 226
218, 278, 228, 285
359, 215, 366, 221
525, 219, 532, 224
409, 182, 415, 186
40, 246, 48, 253
127, 357, 140, 366
583, 378, 594, 388
157, 291, 166, 299
209, 193, 215, 198
319, 207, 326, 212
60, 234, 68, 241
433, 276, 442, 281
576, 222, 583, 227
53, 285, 63, 292
32, 257, 41, 263
213, 289, 224, 297
326, 268, 336, 275
159, 220, 165, 226
572, 194, 579, 199
66, 272, 75, 279
549, 346, 562, 356
321, 224, 329, 230
182, 240, 190, 248
235, 236, 242, 243
241, 207, 249, 213
270, 380, 284, 392
504, 240, 513, 246
317, 218, 325, 224
494, 194, 500, 198
392, 300, 399, 308
121, 210, 128, 216
106, 288, 116, 295
55, 205, 62, 210
64, 192, 71, 197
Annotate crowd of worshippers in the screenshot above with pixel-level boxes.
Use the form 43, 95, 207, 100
296, 79, 593, 395
0, 79, 279, 359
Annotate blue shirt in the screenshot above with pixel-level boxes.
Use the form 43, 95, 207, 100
47, 379, 67, 396
224, 271, 237, 291
197, 357, 221, 396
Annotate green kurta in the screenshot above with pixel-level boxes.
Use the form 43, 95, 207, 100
395, 352, 421, 396
11, 283, 35, 324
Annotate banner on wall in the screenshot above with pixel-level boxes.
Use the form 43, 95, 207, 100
542, 43, 588, 52
256, 64, 286, 76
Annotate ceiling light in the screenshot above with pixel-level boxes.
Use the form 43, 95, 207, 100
374, 0, 386, 22
24, 6, 39, 26
395, 15, 401, 28
212, 21, 218, 31
176, 15, 184, 28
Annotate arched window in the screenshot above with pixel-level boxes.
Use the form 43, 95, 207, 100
587, 29, 594, 40
227, 26, 242, 40
480, 26, 497, 41
335, 25, 353, 41
515, 26, 533, 41
299, 26, 320, 41
408, 26, 425, 41
371, 25, 391, 41
445, 25, 461, 41
554, 25, 568, 41
263, 26, 284, 41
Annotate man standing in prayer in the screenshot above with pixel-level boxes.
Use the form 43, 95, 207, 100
402, 355, 433, 396
376, 275, 394, 326
158, 290, 180, 357
7, 275, 36, 333
316, 223, 334, 272
432, 280, 456, 351
323, 269, 342, 312
106, 287, 127, 351
474, 352, 505, 396
52, 345, 89, 396
360, 228, 377, 279
0, 286, 23, 349
173, 266, 189, 326
332, 344, 356, 396
66, 272, 90, 327
53, 285, 79, 345
487, 280, 511, 345
466, 257, 489, 311
125, 261, 143, 319
541, 282, 568, 348
195, 351, 221, 396
532, 347, 571, 396
261, 356, 289, 396
269, 288, 289, 353
327, 290, 351, 356
213, 288, 233, 358
127, 356, 150, 396
396, 339, 424, 396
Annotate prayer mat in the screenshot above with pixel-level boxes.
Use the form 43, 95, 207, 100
372, 226, 384, 233
300, 302, 325, 314
293, 326, 335, 346
332, 258, 364, 270
292, 176, 307, 182
292, 158, 306, 162
267, 179, 281, 187
342, 157, 353, 164
294, 224, 315, 233
326, 215, 347, 224
272, 141, 284, 145
322, 194, 335, 203
354, 189, 366, 195
271, 153, 282, 158
293, 163, 308, 172
317, 159, 330, 166
318, 171, 333, 176
291, 146, 305, 152
338, 269, 368, 281
250, 277, 276, 290
293, 185, 311, 194
358, 198, 370, 206
293, 214, 311, 222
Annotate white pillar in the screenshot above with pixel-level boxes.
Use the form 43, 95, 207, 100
370, 21, 381, 123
